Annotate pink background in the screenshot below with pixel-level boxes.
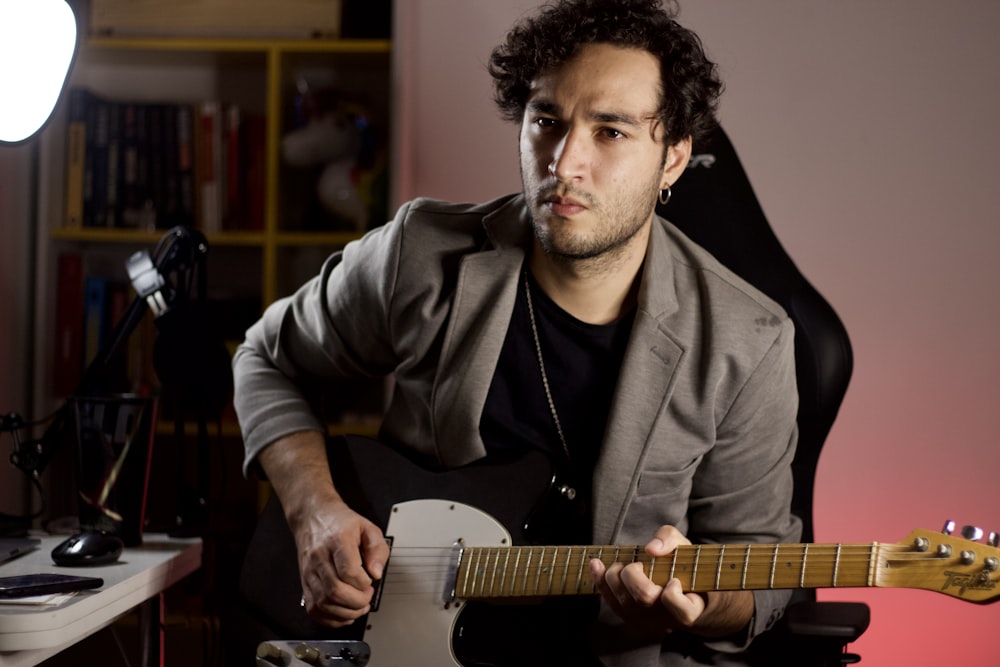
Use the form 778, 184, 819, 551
392, 2, 1000, 664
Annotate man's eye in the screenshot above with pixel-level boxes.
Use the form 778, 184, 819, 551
601, 128, 625, 140
534, 117, 558, 129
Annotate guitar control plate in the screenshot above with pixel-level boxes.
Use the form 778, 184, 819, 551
256, 640, 370, 666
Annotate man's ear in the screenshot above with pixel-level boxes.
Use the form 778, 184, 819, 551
661, 136, 692, 189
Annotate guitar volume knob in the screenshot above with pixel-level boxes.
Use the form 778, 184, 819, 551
256, 642, 286, 665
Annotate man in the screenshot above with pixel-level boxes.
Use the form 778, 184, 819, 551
233, 1, 801, 664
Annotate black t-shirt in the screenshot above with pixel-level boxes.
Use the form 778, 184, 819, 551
480, 269, 635, 540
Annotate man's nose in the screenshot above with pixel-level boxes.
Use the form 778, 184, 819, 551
548, 129, 588, 181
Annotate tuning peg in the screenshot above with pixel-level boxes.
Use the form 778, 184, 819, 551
962, 526, 984, 541
943, 520, 956, 535
989, 532, 999, 548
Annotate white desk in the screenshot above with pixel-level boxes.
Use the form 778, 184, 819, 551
0, 533, 202, 667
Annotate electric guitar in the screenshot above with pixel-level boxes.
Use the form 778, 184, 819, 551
244, 436, 999, 667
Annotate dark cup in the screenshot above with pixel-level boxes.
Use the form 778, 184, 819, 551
71, 395, 157, 547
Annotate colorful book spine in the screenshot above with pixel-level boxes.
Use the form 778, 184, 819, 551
64, 88, 90, 228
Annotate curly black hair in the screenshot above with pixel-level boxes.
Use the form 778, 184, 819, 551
488, 0, 722, 146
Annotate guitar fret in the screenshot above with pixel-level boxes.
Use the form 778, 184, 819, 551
741, 544, 751, 589
867, 543, 877, 586
800, 544, 809, 588
532, 547, 545, 595
691, 545, 702, 589
669, 547, 677, 581
497, 547, 511, 595
574, 546, 588, 594
833, 544, 842, 587
509, 547, 522, 596
715, 545, 725, 590
463, 547, 477, 598
490, 549, 500, 596
559, 548, 571, 594
522, 547, 534, 596
547, 548, 559, 594
769, 544, 779, 589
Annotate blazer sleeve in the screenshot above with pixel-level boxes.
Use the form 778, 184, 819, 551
232, 202, 411, 476
690, 315, 802, 649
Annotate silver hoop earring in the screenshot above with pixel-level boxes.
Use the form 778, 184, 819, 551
658, 185, 672, 206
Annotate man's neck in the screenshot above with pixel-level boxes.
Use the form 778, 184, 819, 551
528, 227, 648, 325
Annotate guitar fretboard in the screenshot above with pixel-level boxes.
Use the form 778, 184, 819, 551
454, 543, 886, 599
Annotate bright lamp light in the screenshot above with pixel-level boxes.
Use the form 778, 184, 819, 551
0, 0, 78, 143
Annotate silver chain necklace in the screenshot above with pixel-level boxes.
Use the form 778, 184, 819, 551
523, 272, 571, 461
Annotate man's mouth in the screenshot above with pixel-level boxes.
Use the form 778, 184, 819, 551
542, 192, 588, 217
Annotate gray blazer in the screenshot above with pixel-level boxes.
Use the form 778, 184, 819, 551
233, 194, 801, 665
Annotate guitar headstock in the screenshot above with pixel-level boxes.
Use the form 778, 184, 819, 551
884, 524, 1000, 603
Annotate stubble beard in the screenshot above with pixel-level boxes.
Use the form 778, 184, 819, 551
523, 172, 660, 276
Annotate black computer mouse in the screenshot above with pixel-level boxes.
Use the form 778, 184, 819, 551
51, 531, 124, 566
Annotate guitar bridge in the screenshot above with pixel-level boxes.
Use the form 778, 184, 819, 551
442, 539, 464, 606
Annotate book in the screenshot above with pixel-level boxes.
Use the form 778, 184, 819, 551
223, 103, 241, 230
198, 101, 222, 233
64, 89, 90, 228
84, 99, 112, 227
82, 276, 108, 368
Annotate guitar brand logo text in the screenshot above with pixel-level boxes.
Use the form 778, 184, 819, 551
942, 570, 997, 596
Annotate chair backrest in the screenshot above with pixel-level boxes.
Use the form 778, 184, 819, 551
657, 123, 852, 550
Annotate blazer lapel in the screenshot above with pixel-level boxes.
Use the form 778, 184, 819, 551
432, 198, 530, 466
591, 219, 684, 543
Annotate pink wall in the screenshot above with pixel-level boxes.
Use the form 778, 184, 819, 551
395, 1, 1000, 663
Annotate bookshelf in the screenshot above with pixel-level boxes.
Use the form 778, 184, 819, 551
35, 34, 392, 422
27, 23, 393, 666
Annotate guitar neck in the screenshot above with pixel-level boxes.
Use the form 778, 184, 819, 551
455, 542, 883, 599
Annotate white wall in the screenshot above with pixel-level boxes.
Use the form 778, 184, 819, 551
395, 1, 1000, 664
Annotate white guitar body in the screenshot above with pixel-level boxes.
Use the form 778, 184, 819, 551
363, 499, 511, 667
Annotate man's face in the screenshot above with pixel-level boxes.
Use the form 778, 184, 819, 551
519, 42, 685, 263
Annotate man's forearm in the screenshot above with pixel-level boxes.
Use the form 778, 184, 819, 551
257, 430, 346, 527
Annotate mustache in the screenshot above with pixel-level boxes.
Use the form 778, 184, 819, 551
534, 182, 595, 208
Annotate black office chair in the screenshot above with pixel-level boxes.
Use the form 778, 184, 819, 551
658, 122, 869, 666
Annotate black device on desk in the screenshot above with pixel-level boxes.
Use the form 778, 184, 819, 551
51, 532, 123, 566
0, 537, 40, 564
0, 573, 103, 598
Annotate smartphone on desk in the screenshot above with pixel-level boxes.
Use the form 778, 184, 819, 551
0, 573, 103, 598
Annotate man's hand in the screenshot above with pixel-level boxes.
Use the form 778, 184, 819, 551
294, 497, 390, 627
258, 430, 391, 628
590, 525, 753, 638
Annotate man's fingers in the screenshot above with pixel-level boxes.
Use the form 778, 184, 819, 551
361, 525, 390, 580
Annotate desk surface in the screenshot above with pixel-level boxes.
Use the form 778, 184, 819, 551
0, 533, 201, 666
